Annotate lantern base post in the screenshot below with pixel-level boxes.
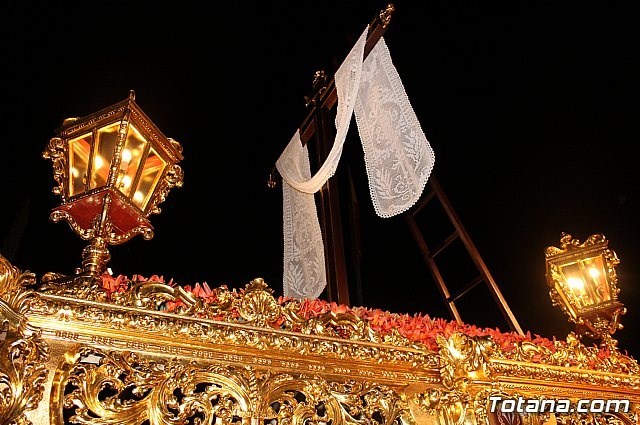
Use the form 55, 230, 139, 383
81, 236, 111, 277
37, 234, 112, 301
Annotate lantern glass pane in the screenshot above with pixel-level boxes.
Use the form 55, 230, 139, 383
558, 262, 593, 310
558, 255, 610, 311
116, 124, 147, 197
133, 147, 166, 211
582, 255, 610, 303
68, 133, 92, 197
90, 123, 120, 189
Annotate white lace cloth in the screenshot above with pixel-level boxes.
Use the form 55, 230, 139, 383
276, 26, 435, 299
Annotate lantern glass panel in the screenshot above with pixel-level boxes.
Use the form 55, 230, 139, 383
133, 146, 166, 210
582, 255, 610, 303
90, 123, 120, 189
116, 124, 147, 197
558, 254, 609, 311
559, 262, 593, 310
68, 133, 92, 197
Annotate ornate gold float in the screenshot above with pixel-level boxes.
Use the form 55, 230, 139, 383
2, 86, 639, 425
1, 254, 638, 425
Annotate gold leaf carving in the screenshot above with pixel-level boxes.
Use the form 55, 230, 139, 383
437, 332, 495, 391
42, 137, 67, 198
146, 163, 184, 216
53, 347, 412, 425
0, 255, 37, 312
499, 332, 639, 375
0, 257, 49, 425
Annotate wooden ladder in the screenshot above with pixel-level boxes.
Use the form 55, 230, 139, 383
404, 176, 524, 335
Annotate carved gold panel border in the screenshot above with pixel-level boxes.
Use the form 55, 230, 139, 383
1, 255, 639, 425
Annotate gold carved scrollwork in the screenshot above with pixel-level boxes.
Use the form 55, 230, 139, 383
53, 348, 253, 425
43, 137, 67, 198
413, 388, 468, 425
1, 255, 38, 312
38, 273, 108, 303
36, 276, 430, 354
500, 332, 639, 375
260, 378, 411, 425
437, 332, 495, 391
411, 333, 497, 425
49, 210, 97, 241
52, 347, 412, 425
111, 280, 202, 312
146, 163, 184, 216
554, 411, 637, 425
0, 256, 49, 425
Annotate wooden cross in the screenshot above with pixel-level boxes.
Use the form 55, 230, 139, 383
270, 4, 395, 306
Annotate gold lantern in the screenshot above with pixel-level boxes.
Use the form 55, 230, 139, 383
545, 232, 626, 350
42, 91, 183, 292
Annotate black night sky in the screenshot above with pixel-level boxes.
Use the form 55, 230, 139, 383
1, 1, 639, 356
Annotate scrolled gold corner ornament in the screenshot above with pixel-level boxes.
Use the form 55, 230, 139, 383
1, 255, 38, 312
545, 233, 626, 351
52, 346, 413, 425
412, 333, 496, 425
437, 332, 495, 391
0, 256, 49, 425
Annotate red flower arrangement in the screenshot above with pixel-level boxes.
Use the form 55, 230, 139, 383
100, 273, 631, 365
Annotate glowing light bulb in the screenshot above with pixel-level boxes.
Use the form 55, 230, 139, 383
94, 155, 104, 170
588, 267, 600, 279
567, 277, 585, 291
122, 149, 132, 163
121, 175, 132, 189
133, 191, 145, 204
71, 167, 79, 178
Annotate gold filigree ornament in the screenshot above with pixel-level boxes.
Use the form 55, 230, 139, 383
51, 346, 414, 425
409, 334, 496, 425
501, 332, 639, 375
437, 333, 496, 392
3, 250, 640, 425
0, 255, 50, 425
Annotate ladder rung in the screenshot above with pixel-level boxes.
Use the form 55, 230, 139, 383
410, 189, 435, 217
447, 275, 484, 304
431, 231, 460, 258
404, 176, 524, 335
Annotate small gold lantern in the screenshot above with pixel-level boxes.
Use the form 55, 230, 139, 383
545, 233, 626, 349
43, 90, 184, 282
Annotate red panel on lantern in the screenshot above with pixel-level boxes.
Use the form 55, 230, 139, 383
53, 189, 152, 237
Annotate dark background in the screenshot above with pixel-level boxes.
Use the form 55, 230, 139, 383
1, 1, 638, 356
